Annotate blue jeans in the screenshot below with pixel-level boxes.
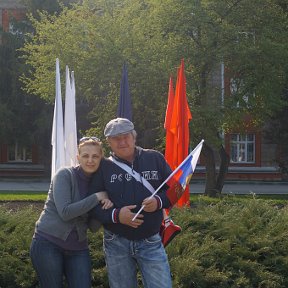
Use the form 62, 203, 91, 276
103, 230, 172, 288
30, 238, 91, 288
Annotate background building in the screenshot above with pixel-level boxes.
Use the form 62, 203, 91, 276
0, 0, 45, 177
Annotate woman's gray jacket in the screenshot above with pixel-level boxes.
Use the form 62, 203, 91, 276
34, 167, 101, 241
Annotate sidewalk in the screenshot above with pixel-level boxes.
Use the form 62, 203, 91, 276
0, 179, 50, 192
0, 179, 287, 194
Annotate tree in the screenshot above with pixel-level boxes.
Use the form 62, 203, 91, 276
0, 17, 49, 154
0, 0, 74, 168
263, 83, 288, 178
21, 0, 288, 193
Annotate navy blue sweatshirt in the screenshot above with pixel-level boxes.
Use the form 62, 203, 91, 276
88, 146, 172, 240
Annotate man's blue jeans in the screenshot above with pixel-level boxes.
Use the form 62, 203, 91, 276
103, 230, 172, 288
30, 238, 91, 288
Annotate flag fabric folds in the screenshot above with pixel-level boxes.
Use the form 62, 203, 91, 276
164, 59, 192, 207
166, 140, 204, 206
51, 58, 65, 180
117, 63, 132, 121
64, 67, 78, 167
164, 76, 175, 167
51, 59, 78, 180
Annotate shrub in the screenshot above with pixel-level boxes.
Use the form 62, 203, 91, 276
0, 205, 38, 288
0, 205, 109, 288
1, 197, 288, 287
168, 197, 288, 287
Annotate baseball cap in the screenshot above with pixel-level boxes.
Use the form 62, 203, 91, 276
104, 118, 134, 137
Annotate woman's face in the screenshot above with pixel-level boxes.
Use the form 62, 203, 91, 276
77, 144, 102, 175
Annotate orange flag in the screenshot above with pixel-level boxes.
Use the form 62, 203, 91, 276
169, 59, 192, 206
164, 76, 175, 167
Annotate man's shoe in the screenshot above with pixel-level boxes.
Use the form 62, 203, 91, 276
161, 222, 182, 247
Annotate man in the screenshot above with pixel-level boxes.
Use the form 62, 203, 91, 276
89, 117, 173, 288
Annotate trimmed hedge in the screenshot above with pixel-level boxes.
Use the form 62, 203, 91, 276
1, 197, 288, 287
168, 198, 288, 288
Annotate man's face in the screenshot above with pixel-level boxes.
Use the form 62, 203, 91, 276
107, 132, 136, 162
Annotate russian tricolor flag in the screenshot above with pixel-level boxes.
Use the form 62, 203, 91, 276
166, 139, 204, 206
133, 140, 204, 220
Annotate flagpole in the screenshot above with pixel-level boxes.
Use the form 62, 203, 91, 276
132, 139, 204, 221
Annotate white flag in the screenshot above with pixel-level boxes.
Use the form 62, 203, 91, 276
51, 58, 65, 180
64, 66, 78, 167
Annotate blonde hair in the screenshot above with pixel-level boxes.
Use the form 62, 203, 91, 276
78, 138, 104, 157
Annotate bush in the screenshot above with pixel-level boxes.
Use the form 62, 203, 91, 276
168, 197, 288, 287
0, 205, 38, 288
0, 204, 108, 288
1, 197, 288, 287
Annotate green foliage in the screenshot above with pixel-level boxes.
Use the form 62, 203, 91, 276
0, 206, 109, 287
0, 10, 52, 170
21, 0, 73, 16
168, 198, 288, 287
20, 0, 288, 151
2, 198, 288, 287
0, 207, 38, 287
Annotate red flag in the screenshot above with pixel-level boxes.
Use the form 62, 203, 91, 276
168, 59, 192, 206
164, 76, 175, 167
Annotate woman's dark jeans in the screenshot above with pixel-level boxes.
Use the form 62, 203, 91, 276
30, 238, 91, 288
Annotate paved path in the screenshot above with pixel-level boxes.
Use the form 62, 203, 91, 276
0, 180, 287, 194
0, 180, 50, 192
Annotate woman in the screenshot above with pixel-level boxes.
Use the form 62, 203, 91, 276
30, 137, 112, 288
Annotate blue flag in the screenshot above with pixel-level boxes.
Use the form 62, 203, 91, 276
117, 63, 132, 121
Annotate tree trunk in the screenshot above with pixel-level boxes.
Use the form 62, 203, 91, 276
202, 142, 218, 197
215, 145, 230, 192
202, 142, 230, 197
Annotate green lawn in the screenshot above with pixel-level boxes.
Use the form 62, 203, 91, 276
1, 190, 288, 203
0, 191, 47, 201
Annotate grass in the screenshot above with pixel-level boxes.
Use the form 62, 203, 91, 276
1, 191, 288, 204
0, 191, 47, 201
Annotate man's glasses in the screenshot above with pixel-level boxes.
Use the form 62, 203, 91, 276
79, 136, 101, 143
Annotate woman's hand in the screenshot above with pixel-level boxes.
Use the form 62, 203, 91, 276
100, 198, 113, 209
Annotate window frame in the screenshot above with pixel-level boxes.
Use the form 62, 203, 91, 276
230, 133, 255, 164
8, 142, 32, 163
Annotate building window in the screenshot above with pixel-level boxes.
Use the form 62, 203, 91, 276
230, 134, 255, 163
8, 142, 32, 162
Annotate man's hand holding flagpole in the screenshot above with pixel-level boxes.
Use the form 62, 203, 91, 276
132, 139, 204, 221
